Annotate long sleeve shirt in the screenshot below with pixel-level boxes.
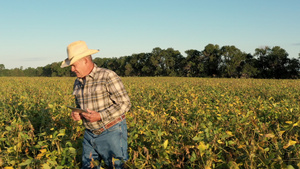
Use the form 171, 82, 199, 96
72, 64, 131, 131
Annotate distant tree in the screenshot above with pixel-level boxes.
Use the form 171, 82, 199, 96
139, 53, 153, 76
203, 44, 222, 77
150, 47, 164, 76
270, 46, 290, 78
10, 68, 24, 76
220, 45, 245, 78
129, 53, 145, 76
0, 64, 5, 76
51, 62, 61, 77
0, 64, 5, 70
162, 48, 184, 76
255, 46, 290, 78
1, 44, 299, 78
127, 52, 153, 76
23, 67, 38, 76
36, 67, 44, 76
94, 58, 112, 68
94, 57, 127, 76
125, 63, 134, 76
184, 49, 204, 77
240, 53, 258, 78
106, 58, 119, 72
42, 64, 52, 77
286, 57, 300, 78
254, 46, 270, 78
149, 47, 184, 76
116, 56, 129, 76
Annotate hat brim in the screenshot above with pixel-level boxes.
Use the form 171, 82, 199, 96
61, 49, 99, 68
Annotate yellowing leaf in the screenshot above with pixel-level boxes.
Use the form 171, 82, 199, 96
284, 140, 297, 149
265, 133, 275, 138
285, 121, 293, 124
36, 153, 44, 160
48, 104, 53, 108
217, 140, 224, 144
238, 144, 246, 149
226, 131, 233, 136
170, 116, 177, 121
279, 131, 285, 137
288, 140, 297, 146
57, 133, 65, 136
40, 149, 47, 153
198, 141, 208, 151
163, 140, 168, 149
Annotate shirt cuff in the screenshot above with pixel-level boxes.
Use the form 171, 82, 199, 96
98, 110, 105, 121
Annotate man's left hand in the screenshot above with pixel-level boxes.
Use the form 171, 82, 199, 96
81, 109, 101, 122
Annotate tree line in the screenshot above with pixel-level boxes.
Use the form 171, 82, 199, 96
1, 44, 299, 79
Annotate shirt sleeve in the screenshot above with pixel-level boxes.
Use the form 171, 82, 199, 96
98, 71, 131, 121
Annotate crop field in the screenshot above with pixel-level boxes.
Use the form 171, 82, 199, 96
0, 77, 299, 169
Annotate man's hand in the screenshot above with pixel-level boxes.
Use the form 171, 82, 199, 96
71, 111, 82, 121
81, 109, 101, 122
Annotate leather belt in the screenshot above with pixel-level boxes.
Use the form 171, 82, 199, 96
92, 114, 126, 135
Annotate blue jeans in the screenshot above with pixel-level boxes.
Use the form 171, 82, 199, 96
81, 119, 128, 169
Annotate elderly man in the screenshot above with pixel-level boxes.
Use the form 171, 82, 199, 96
61, 40, 131, 169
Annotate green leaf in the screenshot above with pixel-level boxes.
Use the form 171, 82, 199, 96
19, 159, 32, 166
42, 163, 51, 169
190, 152, 196, 162
69, 147, 76, 155
192, 136, 201, 141
5, 126, 12, 131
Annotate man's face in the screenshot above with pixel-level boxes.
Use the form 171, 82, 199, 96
71, 58, 86, 78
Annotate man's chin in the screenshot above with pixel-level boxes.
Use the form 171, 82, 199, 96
76, 74, 83, 78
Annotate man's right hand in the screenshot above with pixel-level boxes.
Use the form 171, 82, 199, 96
71, 111, 82, 121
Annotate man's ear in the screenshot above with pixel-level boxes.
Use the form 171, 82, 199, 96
83, 57, 88, 64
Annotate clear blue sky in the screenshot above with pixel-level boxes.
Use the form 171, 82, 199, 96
1, 0, 300, 69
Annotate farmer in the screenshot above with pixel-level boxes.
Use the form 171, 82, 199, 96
61, 40, 131, 169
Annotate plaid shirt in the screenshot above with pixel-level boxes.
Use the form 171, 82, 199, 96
72, 64, 131, 131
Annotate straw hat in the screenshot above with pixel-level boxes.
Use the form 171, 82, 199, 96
61, 40, 99, 68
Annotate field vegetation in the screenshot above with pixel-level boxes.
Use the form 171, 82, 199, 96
0, 77, 299, 168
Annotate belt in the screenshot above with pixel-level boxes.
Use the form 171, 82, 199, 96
92, 114, 126, 135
